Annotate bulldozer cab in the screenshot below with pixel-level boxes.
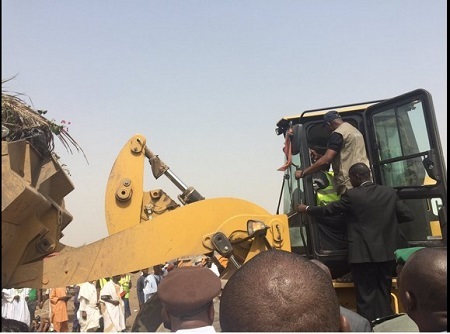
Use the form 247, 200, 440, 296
275, 88, 447, 278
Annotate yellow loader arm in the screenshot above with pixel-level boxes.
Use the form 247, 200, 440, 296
9, 198, 290, 288
6, 134, 290, 288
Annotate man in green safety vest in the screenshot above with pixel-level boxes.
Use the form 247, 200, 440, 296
119, 273, 132, 321
315, 169, 340, 206
98, 277, 110, 289
309, 145, 348, 252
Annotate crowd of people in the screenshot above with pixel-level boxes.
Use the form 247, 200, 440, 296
1, 269, 162, 332
1, 256, 223, 333
2, 244, 447, 333
2, 111, 447, 332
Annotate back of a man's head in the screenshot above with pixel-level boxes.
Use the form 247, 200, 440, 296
1, 318, 30, 332
398, 247, 447, 332
349, 163, 371, 178
219, 250, 341, 332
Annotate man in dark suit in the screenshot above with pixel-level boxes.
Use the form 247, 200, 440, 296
297, 163, 414, 322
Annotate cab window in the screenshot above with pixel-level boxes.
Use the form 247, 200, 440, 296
372, 100, 434, 188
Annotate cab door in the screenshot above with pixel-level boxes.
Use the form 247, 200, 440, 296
364, 88, 447, 247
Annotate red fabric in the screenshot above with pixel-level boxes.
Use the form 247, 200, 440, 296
277, 129, 293, 171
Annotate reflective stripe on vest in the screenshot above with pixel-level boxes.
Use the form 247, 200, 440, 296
316, 172, 340, 206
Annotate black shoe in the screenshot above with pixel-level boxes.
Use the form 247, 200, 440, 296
336, 272, 353, 283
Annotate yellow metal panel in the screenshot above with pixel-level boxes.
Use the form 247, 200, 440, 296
105, 134, 146, 235
2, 140, 74, 287
333, 278, 404, 313
430, 221, 442, 237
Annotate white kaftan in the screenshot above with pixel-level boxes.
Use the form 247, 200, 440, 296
77, 282, 101, 332
99, 280, 125, 332
1, 288, 31, 326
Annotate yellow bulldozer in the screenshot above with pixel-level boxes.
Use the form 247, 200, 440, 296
2, 88, 447, 329
2, 92, 289, 291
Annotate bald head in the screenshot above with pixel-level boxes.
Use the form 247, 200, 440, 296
349, 163, 370, 178
349, 163, 371, 187
219, 250, 340, 332
398, 247, 447, 332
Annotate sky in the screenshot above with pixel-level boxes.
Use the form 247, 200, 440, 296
2, 0, 447, 247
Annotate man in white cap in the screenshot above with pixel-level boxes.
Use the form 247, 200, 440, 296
158, 266, 221, 332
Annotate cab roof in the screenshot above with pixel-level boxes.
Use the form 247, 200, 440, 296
276, 100, 383, 135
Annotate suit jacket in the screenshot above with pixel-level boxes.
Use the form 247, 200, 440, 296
308, 182, 414, 263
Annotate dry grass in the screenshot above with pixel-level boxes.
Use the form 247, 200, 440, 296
2, 77, 87, 162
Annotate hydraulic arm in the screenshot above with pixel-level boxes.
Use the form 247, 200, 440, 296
105, 134, 204, 235
5, 134, 290, 288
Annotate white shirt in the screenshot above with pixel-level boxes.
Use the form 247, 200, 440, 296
177, 325, 216, 332
209, 263, 220, 277
143, 274, 161, 302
